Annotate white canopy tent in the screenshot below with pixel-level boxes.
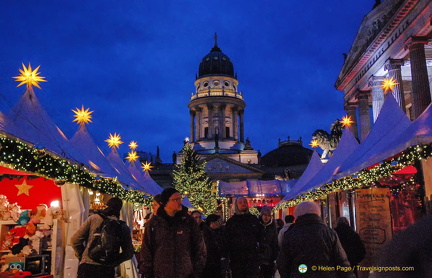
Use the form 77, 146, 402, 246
335, 95, 412, 179
2, 89, 86, 164
277, 150, 323, 204
282, 129, 359, 202
127, 160, 163, 195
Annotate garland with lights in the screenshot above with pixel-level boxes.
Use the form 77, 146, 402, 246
173, 142, 220, 215
0, 135, 147, 204
275, 143, 432, 209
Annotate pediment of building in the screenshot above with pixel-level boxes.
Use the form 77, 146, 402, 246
339, 0, 405, 79
205, 157, 262, 174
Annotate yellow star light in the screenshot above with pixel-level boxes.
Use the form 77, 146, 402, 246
340, 115, 354, 128
141, 161, 153, 172
310, 139, 319, 148
13, 63, 47, 90
126, 151, 139, 162
129, 141, 138, 150
72, 105, 94, 126
15, 180, 34, 196
381, 76, 399, 93
105, 133, 123, 149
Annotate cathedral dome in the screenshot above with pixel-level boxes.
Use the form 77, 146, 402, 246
198, 43, 235, 78
261, 140, 313, 167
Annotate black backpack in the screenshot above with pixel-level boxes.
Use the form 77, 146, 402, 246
88, 213, 126, 265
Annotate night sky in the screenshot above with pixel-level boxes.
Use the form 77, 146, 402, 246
0, 1, 374, 162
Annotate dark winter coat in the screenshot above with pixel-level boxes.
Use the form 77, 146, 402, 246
259, 218, 279, 265
224, 213, 263, 262
202, 225, 225, 277
334, 222, 366, 266
139, 206, 207, 278
277, 214, 354, 278
71, 213, 134, 267
375, 214, 432, 278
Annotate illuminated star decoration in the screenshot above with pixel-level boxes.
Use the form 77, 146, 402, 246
340, 115, 354, 128
310, 139, 319, 148
15, 180, 34, 196
13, 63, 47, 90
126, 151, 139, 162
129, 141, 138, 150
105, 133, 123, 149
72, 105, 94, 126
381, 76, 398, 93
141, 161, 153, 172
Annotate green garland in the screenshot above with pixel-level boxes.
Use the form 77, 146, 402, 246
275, 143, 432, 209
0, 135, 148, 204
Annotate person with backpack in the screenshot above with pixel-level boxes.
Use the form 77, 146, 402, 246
139, 187, 207, 278
71, 197, 134, 278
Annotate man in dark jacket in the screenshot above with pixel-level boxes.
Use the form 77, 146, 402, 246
259, 206, 279, 278
277, 201, 353, 278
225, 197, 263, 278
202, 214, 225, 278
71, 197, 134, 278
139, 188, 207, 278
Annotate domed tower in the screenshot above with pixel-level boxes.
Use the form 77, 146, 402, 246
187, 35, 258, 164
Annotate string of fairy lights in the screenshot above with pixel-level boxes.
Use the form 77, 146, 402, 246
0, 135, 147, 203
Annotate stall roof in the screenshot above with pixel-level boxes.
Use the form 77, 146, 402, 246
277, 151, 323, 204
2, 89, 86, 164
361, 100, 432, 167
127, 161, 163, 196
106, 148, 140, 190
335, 94, 411, 179
288, 129, 359, 200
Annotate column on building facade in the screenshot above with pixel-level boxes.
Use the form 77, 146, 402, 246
196, 106, 202, 140
239, 110, 245, 143
344, 104, 358, 139
368, 75, 385, 122
189, 110, 195, 142
232, 106, 238, 140
357, 90, 371, 142
207, 104, 214, 139
405, 37, 431, 119
384, 59, 406, 112
220, 104, 226, 138
213, 104, 220, 136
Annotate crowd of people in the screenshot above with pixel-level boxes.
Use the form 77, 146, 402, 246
69, 187, 432, 278
135, 189, 367, 278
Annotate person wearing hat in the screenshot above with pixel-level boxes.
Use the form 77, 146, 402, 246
139, 187, 207, 278
276, 201, 353, 278
71, 197, 134, 278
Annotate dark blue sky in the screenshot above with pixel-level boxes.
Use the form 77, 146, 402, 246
0, 1, 374, 162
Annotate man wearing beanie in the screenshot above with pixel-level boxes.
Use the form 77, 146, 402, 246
139, 187, 207, 278
277, 201, 353, 278
71, 197, 134, 278
224, 197, 264, 278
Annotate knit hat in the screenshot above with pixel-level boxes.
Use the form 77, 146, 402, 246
294, 201, 321, 218
102, 197, 123, 218
159, 188, 180, 207
206, 214, 221, 225
260, 206, 272, 216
